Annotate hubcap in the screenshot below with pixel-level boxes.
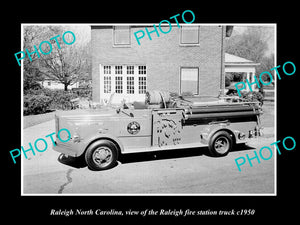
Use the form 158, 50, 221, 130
214, 137, 229, 154
92, 147, 113, 168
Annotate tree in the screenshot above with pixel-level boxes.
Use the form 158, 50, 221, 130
38, 26, 80, 91
225, 26, 275, 86
23, 25, 90, 91
259, 53, 275, 84
225, 27, 269, 63
23, 26, 46, 92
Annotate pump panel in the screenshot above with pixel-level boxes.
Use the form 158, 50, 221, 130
152, 109, 184, 147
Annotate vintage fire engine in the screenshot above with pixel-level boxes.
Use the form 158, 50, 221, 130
53, 91, 263, 170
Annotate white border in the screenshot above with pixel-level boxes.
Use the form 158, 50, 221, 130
21, 23, 24, 196
21, 23, 277, 196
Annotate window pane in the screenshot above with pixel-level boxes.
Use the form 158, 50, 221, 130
104, 66, 111, 74
138, 77, 147, 94
127, 76, 134, 94
104, 76, 111, 93
115, 65, 122, 74
181, 68, 199, 95
115, 76, 123, 93
181, 26, 199, 44
127, 65, 134, 74
138, 65, 146, 74
114, 26, 130, 45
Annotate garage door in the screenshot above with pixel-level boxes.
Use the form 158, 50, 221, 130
100, 65, 147, 104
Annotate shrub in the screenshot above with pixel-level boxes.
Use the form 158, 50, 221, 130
23, 94, 52, 115
49, 90, 77, 110
241, 91, 264, 105
72, 87, 92, 99
23, 88, 92, 115
225, 73, 232, 87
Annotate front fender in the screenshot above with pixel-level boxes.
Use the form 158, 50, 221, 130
78, 133, 125, 157
200, 122, 236, 145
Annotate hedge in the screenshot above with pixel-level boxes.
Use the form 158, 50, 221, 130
241, 91, 264, 105
23, 94, 52, 115
23, 88, 92, 115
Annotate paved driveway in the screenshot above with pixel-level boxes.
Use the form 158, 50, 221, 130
22, 118, 275, 195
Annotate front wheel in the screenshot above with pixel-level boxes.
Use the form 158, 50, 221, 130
85, 140, 118, 171
208, 131, 233, 157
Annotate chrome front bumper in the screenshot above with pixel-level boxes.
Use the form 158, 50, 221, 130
53, 141, 78, 157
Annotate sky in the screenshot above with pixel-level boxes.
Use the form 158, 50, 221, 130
64, 25, 91, 46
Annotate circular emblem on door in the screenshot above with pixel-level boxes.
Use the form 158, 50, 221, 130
127, 121, 140, 135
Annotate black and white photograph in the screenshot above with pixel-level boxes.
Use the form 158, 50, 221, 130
4, 5, 298, 224
21, 23, 276, 195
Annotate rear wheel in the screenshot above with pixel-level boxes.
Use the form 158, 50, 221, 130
208, 131, 233, 157
85, 140, 118, 171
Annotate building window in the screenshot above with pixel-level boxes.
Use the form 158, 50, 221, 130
115, 76, 123, 93
127, 76, 134, 94
101, 65, 147, 99
138, 65, 146, 74
104, 66, 111, 74
127, 65, 134, 74
115, 65, 123, 74
180, 67, 199, 95
138, 77, 147, 94
113, 26, 131, 46
180, 26, 199, 45
138, 65, 147, 93
104, 76, 111, 93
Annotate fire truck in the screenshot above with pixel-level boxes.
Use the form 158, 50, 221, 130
53, 91, 263, 170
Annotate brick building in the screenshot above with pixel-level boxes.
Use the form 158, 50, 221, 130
91, 25, 233, 103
